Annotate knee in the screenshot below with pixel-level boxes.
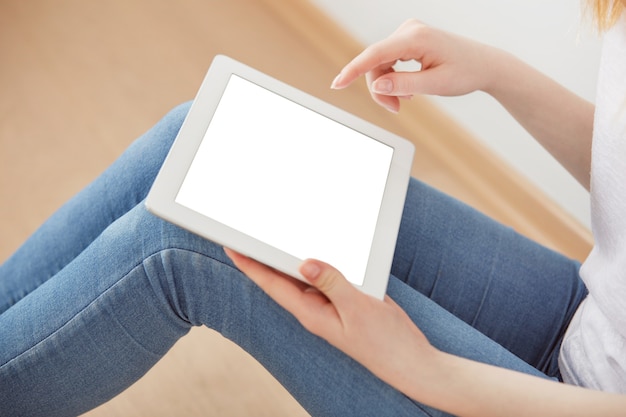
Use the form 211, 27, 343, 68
126, 203, 234, 284
159, 101, 193, 134
141, 101, 192, 156
114, 203, 242, 325
110, 102, 192, 195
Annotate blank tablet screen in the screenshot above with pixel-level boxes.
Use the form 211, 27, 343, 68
175, 75, 393, 285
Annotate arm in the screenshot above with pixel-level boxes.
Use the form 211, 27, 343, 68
225, 249, 626, 417
414, 350, 626, 417
332, 19, 594, 189
483, 49, 594, 190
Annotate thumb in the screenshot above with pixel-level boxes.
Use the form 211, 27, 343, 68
371, 70, 445, 97
299, 259, 354, 304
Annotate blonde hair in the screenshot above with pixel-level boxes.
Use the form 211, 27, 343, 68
587, 0, 625, 30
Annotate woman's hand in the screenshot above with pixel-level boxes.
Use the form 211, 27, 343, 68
225, 248, 626, 417
333, 18, 593, 189
224, 248, 439, 394
331, 19, 501, 113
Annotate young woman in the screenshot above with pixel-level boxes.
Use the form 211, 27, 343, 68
1, 1, 624, 416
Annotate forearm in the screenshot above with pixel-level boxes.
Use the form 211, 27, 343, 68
483, 48, 594, 190
403, 350, 626, 417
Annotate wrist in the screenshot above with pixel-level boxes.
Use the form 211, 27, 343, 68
395, 346, 454, 407
399, 349, 490, 416
479, 47, 521, 98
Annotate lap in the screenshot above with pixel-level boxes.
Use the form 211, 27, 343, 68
1, 100, 587, 378
1, 101, 587, 416
0, 200, 552, 417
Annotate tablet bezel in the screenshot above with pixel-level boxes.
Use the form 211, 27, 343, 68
146, 55, 414, 299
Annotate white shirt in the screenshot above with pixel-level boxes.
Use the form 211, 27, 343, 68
559, 13, 626, 393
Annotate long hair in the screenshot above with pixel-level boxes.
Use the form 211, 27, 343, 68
587, 0, 625, 30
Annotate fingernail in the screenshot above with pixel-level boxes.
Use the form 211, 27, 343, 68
330, 73, 343, 89
383, 104, 399, 114
300, 261, 321, 281
372, 78, 393, 94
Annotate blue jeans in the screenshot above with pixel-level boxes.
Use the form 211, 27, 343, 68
0, 102, 587, 417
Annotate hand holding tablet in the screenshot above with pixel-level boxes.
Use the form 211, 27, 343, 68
146, 55, 414, 299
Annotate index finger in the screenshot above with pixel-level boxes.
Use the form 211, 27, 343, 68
331, 40, 400, 89
331, 21, 422, 89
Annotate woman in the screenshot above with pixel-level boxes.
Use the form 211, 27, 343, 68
1, 1, 625, 416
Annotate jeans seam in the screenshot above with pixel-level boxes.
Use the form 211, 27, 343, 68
469, 232, 501, 328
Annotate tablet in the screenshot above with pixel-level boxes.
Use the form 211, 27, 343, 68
146, 55, 414, 299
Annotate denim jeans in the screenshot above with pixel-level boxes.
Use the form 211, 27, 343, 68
0, 102, 587, 417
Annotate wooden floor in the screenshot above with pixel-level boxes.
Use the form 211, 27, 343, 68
0, 0, 592, 416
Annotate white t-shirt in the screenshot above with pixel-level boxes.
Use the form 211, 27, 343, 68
559, 13, 626, 393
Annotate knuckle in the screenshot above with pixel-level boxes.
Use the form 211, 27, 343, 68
316, 273, 339, 294
400, 18, 426, 35
401, 20, 434, 46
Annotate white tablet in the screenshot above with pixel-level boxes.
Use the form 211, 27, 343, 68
146, 55, 414, 299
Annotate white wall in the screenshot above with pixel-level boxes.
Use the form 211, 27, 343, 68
310, 0, 602, 228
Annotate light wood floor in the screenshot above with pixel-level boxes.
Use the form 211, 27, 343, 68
0, 0, 592, 415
